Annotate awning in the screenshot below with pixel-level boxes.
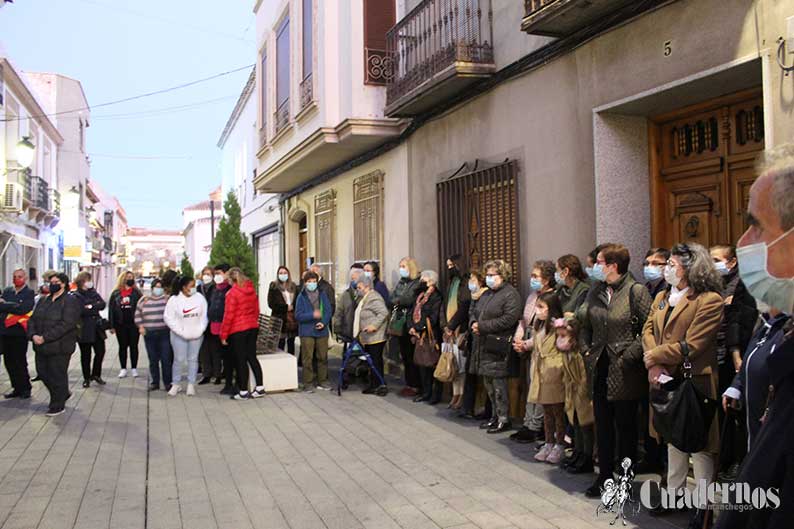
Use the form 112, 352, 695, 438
5, 231, 43, 249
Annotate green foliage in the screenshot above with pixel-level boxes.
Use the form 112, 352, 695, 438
208, 191, 258, 286
179, 253, 194, 279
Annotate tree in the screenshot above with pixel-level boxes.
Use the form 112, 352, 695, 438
209, 191, 257, 285
179, 253, 195, 279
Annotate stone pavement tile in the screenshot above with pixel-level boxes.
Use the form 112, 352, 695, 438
465, 510, 517, 529
424, 507, 470, 528
386, 503, 441, 529
546, 515, 603, 529
505, 513, 556, 529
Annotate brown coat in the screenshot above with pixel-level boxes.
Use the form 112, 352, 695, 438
642, 289, 724, 453
528, 330, 565, 405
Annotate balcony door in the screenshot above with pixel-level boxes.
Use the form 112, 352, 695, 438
649, 89, 764, 249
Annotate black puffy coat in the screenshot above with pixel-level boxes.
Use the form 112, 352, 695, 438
73, 288, 107, 344
470, 283, 522, 378
409, 288, 443, 342
27, 292, 81, 356
0, 285, 35, 337
717, 268, 758, 364
208, 283, 229, 323
108, 288, 142, 329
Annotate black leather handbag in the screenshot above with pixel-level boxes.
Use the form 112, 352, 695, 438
650, 341, 718, 453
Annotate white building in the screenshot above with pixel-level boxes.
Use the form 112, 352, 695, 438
182, 188, 221, 274
0, 56, 64, 287
218, 67, 280, 312
125, 228, 184, 278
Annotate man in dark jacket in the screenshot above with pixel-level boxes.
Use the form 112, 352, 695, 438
333, 264, 364, 345
310, 263, 336, 321
207, 263, 233, 392
0, 269, 35, 398
716, 146, 794, 529
642, 248, 669, 299
27, 273, 81, 416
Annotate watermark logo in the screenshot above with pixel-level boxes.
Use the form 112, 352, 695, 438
640, 480, 781, 512
596, 458, 640, 526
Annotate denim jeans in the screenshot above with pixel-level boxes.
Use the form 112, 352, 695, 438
170, 333, 203, 385
145, 330, 173, 387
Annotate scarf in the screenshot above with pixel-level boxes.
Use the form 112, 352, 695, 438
413, 289, 432, 324
668, 286, 690, 307
307, 289, 320, 311
446, 277, 460, 322
353, 290, 371, 338
471, 287, 487, 301
279, 281, 295, 306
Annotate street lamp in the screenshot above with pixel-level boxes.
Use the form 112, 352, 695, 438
16, 136, 35, 169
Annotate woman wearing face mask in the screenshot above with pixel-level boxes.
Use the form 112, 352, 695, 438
197, 265, 217, 385
389, 257, 423, 397
221, 268, 265, 400
472, 260, 523, 434
353, 275, 389, 394
642, 243, 723, 523
459, 270, 492, 420
268, 266, 298, 355
510, 260, 556, 444
73, 271, 107, 388
408, 270, 444, 404
27, 273, 82, 416
164, 276, 208, 397
643, 248, 671, 299
108, 270, 143, 379
580, 243, 652, 498
135, 278, 172, 391
442, 255, 472, 409
197, 266, 214, 298
364, 261, 390, 307
584, 244, 608, 283
555, 255, 590, 317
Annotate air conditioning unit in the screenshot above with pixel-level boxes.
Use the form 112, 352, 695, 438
1, 183, 24, 213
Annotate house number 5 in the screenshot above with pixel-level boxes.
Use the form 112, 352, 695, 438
664, 41, 672, 57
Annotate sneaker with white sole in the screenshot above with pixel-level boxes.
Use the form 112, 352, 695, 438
186, 384, 195, 396
168, 384, 181, 397
534, 443, 552, 462
131, 368, 139, 378
546, 444, 566, 465
316, 383, 332, 391
233, 391, 250, 400
118, 368, 128, 378
45, 407, 65, 417
251, 387, 266, 398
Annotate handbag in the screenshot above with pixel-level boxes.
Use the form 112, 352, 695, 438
650, 341, 718, 453
434, 341, 457, 382
285, 309, 298, 333
484, 333, 513, 357
414, 317, 440, 367
388, 307, 408, 337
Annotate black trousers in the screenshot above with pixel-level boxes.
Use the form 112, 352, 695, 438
231, 329, 262, 391
115, 325, 140, 369
221, 337, 236, 390
2, 335, 31, 393
364, 342, 386, 387
200, 333, 223, 379
397, 334, 421, 388
418, 365, 442, 400
278, 336, 296, 355
593, 354, 638, 480
79, 340, 106, 381
35, 352, 71, 410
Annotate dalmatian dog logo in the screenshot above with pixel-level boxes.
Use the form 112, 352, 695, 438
596, 458, 640, 526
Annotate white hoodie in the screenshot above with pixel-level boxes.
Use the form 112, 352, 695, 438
164, 292, 208, 340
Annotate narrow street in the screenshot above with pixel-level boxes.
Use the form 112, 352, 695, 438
0, 341, 681, 529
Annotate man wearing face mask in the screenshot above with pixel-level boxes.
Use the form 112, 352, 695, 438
642, 248, 670, 299
333, 264, 365, 348
0, 269, 35, 399
207, 264, 232, 391
716, 144, 794, 529
27, 273, 82, 416
309, 263, 336, 326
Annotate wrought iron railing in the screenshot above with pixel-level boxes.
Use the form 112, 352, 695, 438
364, 48, 394, 86
274, 99, 290, 135
524, 0, 557, 17
48, 188, 61, 216
299, 74, 313, 110
386, 0, 493, 105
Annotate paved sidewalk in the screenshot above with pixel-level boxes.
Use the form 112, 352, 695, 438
0, 340, 681, 529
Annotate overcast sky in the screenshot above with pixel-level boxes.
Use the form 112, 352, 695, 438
0, 0, 254, 229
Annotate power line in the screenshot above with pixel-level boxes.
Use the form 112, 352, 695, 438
88, 95, 238, 121
1, 64, 254, 123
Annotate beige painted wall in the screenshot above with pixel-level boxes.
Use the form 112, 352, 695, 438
404, 0, 794, 289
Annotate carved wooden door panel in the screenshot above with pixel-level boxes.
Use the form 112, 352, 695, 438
651, 90, 764, 249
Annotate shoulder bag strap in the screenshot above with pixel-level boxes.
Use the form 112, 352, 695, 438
426, 317, 435, 343
628, 283, 643, 338
679, 340, 692, 378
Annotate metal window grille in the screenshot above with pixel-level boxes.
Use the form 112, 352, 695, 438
353, 171, 383, 265
314, 189, 337, 285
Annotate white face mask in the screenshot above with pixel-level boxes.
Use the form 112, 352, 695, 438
85, 282, 94, 290
737, 226, 794, 313
663, 265, 681, 288
202, 274, 212, 284
214, 274, 224, 285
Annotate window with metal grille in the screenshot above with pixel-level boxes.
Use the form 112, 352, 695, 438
353, 171, 383, 265
260, 50, 267, 130
314, 189, 336, 286
275, 13, 290, 132
436, 160, 521, 286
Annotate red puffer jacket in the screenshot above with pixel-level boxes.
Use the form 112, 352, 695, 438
220, 280, 260, 341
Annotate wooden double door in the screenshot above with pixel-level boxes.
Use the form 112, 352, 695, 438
650, 89, 765, 248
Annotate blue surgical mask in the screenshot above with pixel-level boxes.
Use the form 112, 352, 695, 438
306, 282, 318, 292
278, 273, 289, 283
364, 271, 373, 279
530, 278, 542, 291
399, 267, 409, 279
643, 265, 663, 282
350, 280, 358, 290
585, 266, 595, 279
468, 282, 478, 293
152, 287, 164, 297
714, 261, 730, 276
590, 264, 605, 282
485, 276, 497, 289
737, 226, 794, 313
554, 272, 563, 284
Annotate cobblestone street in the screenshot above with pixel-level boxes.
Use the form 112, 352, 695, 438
0, 341, 680, 529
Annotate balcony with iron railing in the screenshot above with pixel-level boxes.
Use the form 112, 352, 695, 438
522, 0, 639, 36
385, 0, 495, 116
273, 99, 290, 137
299, 73, 313, 111
48, 188, 61, 217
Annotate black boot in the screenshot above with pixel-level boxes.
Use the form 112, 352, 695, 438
561, 451, 581, 470
479, 417, 498, 430
487, 420, 512, 434
568, 454, 595, 474
585, 476, 608, 498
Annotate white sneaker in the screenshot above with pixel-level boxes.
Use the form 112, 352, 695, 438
168, 384, 181, 397
534, 443, 552, 462
118, 368, 128, 378
546, 444, 566, 465
131, 368, 139, 378
186, 384, 195, 396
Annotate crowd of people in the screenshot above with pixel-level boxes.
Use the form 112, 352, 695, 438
1, 146, 792, 528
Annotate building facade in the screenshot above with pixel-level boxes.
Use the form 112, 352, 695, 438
218, 67, 280, 311
125, 227, 184, 278
182, 189, 221, 274
0, 57, 64, 288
